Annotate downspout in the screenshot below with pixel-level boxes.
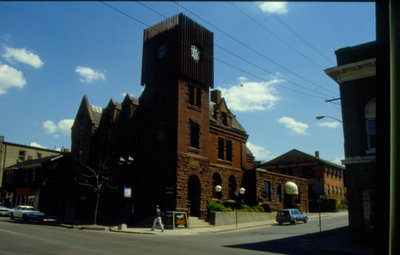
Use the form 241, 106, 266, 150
390, 0, 400, 254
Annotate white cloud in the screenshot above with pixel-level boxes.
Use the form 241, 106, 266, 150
238, 76, 248, 82
333, 157, 344, 166
3, 47, 44, 68
278, 116, 309, 135
43, 119, 74, 137
75, 66, 105, 83
317, 121, 340, 128
217, 78, 281, 112
257, 2, 289, 15
0, 64, 26, 94
246, 142, 273, 160
29, 142, 46, 149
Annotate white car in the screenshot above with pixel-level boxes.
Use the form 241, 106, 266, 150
10, 205, 45, 222
0, 206, 11, 216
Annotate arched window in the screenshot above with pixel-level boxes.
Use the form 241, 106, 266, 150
212, 173, 222, 199
365, 98, 376, 152
228, 175, 237, 200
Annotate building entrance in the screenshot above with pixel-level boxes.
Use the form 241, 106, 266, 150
187, 175, 201, 216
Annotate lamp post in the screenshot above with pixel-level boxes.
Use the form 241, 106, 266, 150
315, 115, 343, 123
118, 155, 134, 230
235, 187, 246, 227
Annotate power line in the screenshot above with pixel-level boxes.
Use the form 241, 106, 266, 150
136, 1, 336, 99
99, 1, 150, 27
270, 13, 336, 65
214, 44, 336, 99
230, 3, 327, 70
214, 56, 326, 100
99, 1, 336, 101
174, 2, 339, 98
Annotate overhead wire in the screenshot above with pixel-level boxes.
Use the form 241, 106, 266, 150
230, 2, 339, 96
230, 3, 325, 70
135, 1, 331, 99
99, 1, 337, 100
173, 2, 340, 99
269, 12, 336, 65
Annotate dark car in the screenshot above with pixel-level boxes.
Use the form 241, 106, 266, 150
276, 208, 308, 225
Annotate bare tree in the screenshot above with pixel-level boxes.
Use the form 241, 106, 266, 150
75, 162, 115, 225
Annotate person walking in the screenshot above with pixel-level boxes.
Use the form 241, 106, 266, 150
151, 205, 164, 232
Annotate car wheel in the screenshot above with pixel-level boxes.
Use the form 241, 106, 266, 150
22, 214, 27, 221
304, 218, 308, 223
10, 213, 14, 220
278, 222, 282, 225
291, 219, 296, 225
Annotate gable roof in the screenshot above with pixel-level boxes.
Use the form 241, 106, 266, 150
209, 100, 246, 133
89, 104, 103, 127
261, 149, 344, 170
5, 154, 65, 170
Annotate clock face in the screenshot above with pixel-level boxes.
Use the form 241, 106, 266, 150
191, 45, 200, 63
157, 43, 167, 59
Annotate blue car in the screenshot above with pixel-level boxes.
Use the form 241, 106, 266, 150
276, 208, 308, 225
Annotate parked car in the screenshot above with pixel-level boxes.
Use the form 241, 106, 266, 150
276, 208, 308, 225
0, 206, 11, 216
9, 205, 45, 222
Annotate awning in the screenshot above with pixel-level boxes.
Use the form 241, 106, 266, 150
285, 182, 299, 195
16, 188, 37, 196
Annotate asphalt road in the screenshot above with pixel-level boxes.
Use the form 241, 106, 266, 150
0, 213, 348, 255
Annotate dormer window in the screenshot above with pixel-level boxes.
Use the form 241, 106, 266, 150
221, 112, 228, 126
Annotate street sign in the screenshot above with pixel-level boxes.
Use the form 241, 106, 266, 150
124, 187, 132, 198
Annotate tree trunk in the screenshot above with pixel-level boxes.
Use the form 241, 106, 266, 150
94, 193, 100, 225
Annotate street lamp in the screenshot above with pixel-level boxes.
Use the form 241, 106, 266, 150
315, 115, 343, 123
118, 155, 134, 230
235, 187, 246, 227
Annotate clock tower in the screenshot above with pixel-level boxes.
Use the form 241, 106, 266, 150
139, 14, 214, 216
141, 14, 213, 88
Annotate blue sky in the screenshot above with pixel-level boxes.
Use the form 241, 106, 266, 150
0, 2, 375, 164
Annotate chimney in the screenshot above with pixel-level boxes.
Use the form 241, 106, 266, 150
211, 89, 221, 104
315, 151, 320, 158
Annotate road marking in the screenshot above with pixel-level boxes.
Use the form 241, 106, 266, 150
0, 228, 19, 235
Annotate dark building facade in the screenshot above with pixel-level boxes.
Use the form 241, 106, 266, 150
325, 41, 376, 243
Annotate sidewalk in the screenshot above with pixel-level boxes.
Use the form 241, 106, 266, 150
109, 211, 346, 236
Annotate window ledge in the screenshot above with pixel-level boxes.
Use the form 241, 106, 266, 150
366, 148, 376, 154
188, 104, 201, 112
217, 159, 232, 165
188, 147, 200, 154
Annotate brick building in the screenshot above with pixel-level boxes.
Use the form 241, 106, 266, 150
71, 15, 256, 220
258, 149, 345, 211
70, 15, 309, 221
0, 136, 62, 206
325, 41, 376, 243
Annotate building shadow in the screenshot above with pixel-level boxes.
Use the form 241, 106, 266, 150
224, 226, 374, 255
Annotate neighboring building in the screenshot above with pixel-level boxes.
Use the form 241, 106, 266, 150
258, 149, 346, 211
2, 154, 75, 218
325, 41, 376, 243
243, 168, 309, 213
0, 136, 62, 206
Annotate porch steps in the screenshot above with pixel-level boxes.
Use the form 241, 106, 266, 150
188, 216, 212, 229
